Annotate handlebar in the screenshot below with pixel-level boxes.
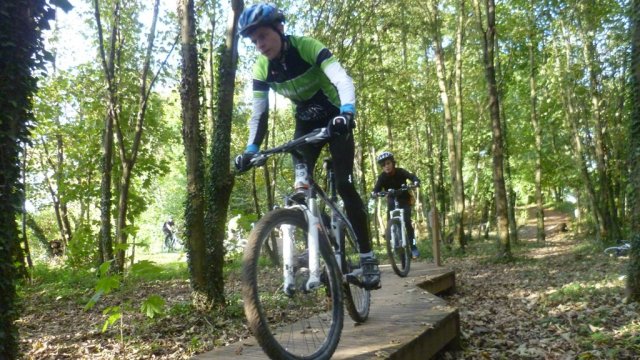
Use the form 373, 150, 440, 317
371, 184, 418, 198
240, 128, 331, 172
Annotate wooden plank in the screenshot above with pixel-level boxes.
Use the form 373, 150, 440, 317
194, 262, 458, 359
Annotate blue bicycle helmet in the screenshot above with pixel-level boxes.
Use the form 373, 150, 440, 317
377, 151, 395, 166
238, 3, 285, 37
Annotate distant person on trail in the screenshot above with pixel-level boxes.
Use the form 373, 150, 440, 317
372, 151, 421, 259
163, 217, 176, 252
233, 2, 380, 290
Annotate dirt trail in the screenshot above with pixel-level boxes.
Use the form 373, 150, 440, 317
438, 208, 638, 359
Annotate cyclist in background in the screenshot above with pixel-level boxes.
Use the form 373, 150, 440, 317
162, 217, 176, 252
372, 151, 421, 259
233, 3, 380, 289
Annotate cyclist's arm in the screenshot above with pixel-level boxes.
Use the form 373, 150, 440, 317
399, 168, 420, 186
246, 60, 270, 150
299, 36, 355, 114
323, 60, 355, 114
372, 173, 385, 193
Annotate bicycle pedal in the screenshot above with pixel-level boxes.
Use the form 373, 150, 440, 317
345, 274, 363, 288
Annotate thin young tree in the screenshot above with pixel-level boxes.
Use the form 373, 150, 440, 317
178, 0, 209, 304
472, 0, 511, 259
528, 0, 545, 243
94, 0, 118, 264
425, 0, 466, 251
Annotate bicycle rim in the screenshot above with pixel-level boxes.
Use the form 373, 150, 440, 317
340, 224, 371, 323
243, 208, 344, 360
386, 219, 411, 277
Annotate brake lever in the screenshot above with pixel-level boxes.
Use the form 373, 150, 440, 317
251, 154, 268, 168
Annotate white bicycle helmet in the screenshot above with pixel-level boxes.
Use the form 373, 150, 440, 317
376, 151, 395, 166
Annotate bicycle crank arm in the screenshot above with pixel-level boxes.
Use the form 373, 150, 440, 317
344, 269, 364, 288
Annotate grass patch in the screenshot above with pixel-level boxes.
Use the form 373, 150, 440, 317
545, 282, 597, 304
19, 264, 97, 302
548, 201, 575, 215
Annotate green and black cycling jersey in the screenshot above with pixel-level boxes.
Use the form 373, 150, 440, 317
246, 35, 355, 150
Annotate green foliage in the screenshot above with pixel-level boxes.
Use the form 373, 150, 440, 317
223, 293, 245, 318
128, 260, 163, 280
85, 259, 167, 334
19, 264, 95, 303
551, 201, 577, 216
65, 224, 98, 268
140, 295, 165, 318
101, 306, 122, 332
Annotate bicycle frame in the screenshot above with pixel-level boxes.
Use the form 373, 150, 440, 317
388, 203, 408, 249
283, 171, 359, 293
374, 186, 415, 250
248, 127, 359, 295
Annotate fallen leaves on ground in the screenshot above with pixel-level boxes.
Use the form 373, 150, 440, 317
17, 210, 640, 359
438, 211, 640, 359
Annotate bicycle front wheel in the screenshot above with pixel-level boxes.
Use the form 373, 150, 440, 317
243, 208, 344, 360
339, 223, 371, 323
385, 218, 411, 277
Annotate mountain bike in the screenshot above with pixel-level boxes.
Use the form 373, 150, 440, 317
239, 127, 371, 360
372, 184, 417, 277
604, 241, 631, 257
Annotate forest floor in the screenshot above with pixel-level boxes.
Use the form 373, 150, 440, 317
17, 207, 639, 359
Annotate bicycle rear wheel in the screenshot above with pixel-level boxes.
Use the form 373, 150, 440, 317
339, 223, 371, 323
243, 208, 344, 360
385, 218, 411, 277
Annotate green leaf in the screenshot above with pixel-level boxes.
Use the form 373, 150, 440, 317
140, 295, 165, 318
114, 243, 130, 252
95, 275, 121, 294
84, 289, 103, 311
129, 260, 162, 278
101, 306, 122, 332
98, 260, 114, 277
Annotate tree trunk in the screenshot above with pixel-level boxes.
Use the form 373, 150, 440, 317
178, 0, 208, 302
425, 112, 439, 246
204, 0, 243, 306
1, 0, 51, 355
493, 30, 518, 245
426, 3, 465, 251
112, 0, 160, 272
529, 0, 545, 243
577, 18, 622, 243
626, 0, 640, 302
453, 0, 467, 245
369, 145, 382, 246
94, 0, 120, 265
555, 28, 604, 240
473, 0, 510, 259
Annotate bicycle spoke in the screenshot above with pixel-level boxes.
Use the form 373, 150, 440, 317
243, 209, 343, 360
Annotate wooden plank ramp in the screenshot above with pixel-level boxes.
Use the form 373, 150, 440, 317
194, 261, 458, 360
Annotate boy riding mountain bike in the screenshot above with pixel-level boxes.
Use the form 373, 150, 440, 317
233, 3, 380, 290
372, 151, 421, 259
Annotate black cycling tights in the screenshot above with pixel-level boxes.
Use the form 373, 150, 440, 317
293, 120, 372, 254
